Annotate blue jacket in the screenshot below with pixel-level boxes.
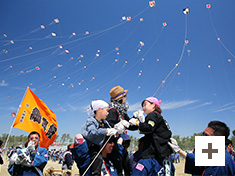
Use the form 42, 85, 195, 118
82, 117, 107, 146
185, 149, 235, 175
71, 140, 118, 176
12, 147, 48, 176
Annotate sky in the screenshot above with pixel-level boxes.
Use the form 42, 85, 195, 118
0, 0, 235, 141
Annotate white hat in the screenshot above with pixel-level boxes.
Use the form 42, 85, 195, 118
87, 100, 109, 117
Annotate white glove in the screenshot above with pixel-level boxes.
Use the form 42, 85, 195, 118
114, 123, 125, 134
15, 148, 32, 166
133, 109, 145, 122
129, 118, 139, 126
106, 128, 118, 136
121, 120, 130, 128
27, 140, 35, 153
168, 138, 182, 153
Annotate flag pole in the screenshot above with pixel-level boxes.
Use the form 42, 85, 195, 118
3, 87, 29, 149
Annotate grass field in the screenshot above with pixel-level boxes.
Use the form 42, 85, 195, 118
0, 156, 189, 175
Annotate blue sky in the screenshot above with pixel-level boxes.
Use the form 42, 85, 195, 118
0, 0, 235, 140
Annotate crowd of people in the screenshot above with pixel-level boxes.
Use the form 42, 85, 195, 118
1, 85, 235, 176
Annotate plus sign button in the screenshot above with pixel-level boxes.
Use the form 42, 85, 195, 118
195, 136, 225, 166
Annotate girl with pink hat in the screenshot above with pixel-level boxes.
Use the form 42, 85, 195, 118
129, 97, 174, 175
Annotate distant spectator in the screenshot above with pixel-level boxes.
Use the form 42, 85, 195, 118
62, 144, 73, 170
0, 140, 3, 165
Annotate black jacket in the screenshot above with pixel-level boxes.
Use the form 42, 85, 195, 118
139, 111, 172, 159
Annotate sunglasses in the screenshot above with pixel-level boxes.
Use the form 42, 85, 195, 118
202, 132, 209, 136
30, 137, 39, 140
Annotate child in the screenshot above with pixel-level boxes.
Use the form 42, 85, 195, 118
129, 97, 174, 175
82, 100, 118, 176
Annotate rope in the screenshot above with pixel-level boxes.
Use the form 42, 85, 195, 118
82, 135, 113, 176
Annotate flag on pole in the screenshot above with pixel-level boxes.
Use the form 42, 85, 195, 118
13, 88, 58, 148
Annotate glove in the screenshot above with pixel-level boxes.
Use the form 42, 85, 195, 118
168, 138, 182, 153
27, 140, 35, 153
106, 128, 118, 136
133, 109, 145, 122
120, 120, 130, 128
15, 148, 32, 166
129, 118, 139, 126
114, 123, 125, 134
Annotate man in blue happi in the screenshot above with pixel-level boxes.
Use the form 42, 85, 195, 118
11, 131, 48, 176
168, 120, 235, 175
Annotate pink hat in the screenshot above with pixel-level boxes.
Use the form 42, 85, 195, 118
142, 97, 161, 108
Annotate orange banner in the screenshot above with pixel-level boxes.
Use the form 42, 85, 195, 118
13, 88, 58, 149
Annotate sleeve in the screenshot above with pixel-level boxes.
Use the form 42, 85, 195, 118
0, 155, 3, 165
138, 113, 158, 134
70, 142, 90, 176
106, 108, 119, 127
65, 153, 73, 167
185, 153, 204, 175
83, 119, 106, 145
32, 148, 48, 170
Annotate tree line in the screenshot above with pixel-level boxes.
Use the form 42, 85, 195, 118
1, 130, 235, 150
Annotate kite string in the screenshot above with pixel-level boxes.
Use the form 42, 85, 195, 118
208, 9, 235, 59
153, 15, 188, 97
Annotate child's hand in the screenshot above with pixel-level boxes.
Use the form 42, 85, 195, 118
129, 118, 139, 126
133, 109, 145, 122
121, 120, 130, 128
114, 123, 125, 134
106, 128, 118, 136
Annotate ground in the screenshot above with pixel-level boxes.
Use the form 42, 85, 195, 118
0, 155, 189, 175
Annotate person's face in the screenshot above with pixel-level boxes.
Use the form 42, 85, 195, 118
97, 107, 109, 120
202, 127, 215, 136
29, 134, 40, 147
122, 95, 127, 104
103, 141, 114, 156
227, 144, 233, 154
142, 101, 155, 114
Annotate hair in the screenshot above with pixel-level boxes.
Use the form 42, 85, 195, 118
142, 100, 162, 114
0, 140, 3, 146
28, 131, 40, 140
208, 121, 230, 139
225, 139, 233, 146
67, 144, 71, 151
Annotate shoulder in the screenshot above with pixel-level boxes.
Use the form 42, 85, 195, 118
108, 107, 119, 114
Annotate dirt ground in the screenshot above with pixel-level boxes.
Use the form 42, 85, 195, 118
0, 155, 189, 176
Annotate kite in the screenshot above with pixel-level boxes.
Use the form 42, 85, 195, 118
10, 40, 14, 44
51, 32, 57, 37
36, 66, 40, 70
208, 65, 211, 68
149, 1, 156, 7
3, 34, 7, 37
54, 18, 59, 23
122, 16, 126, 21
183, 8, 190, 14
206, 4, 211, 9
217, 37, 221, 41
41, 25, 45, 29
228, 59, 231, 62
127, 17, 131, 21
65, 49, 70, 53
140, 18, 144, 21
140, 41, 144, 46
163, 22, 167, 27
3, 49, 8, 53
